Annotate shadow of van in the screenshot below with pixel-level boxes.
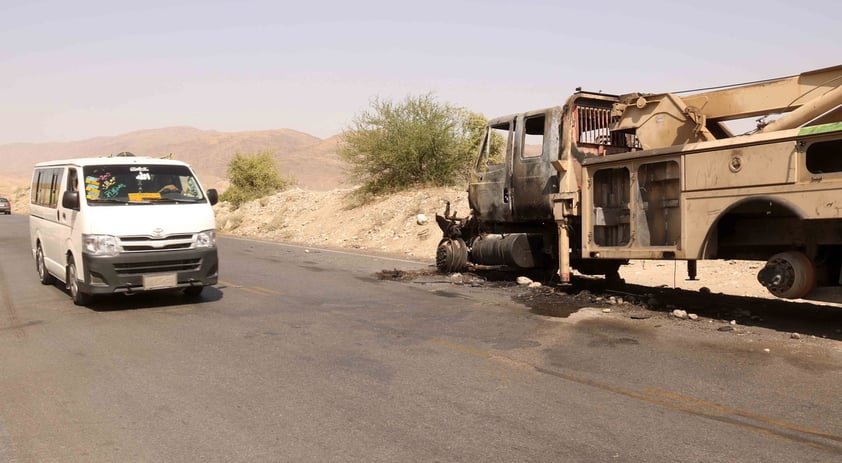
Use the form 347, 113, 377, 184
53, 283, 224, 311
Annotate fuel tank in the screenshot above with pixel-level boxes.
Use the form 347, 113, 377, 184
469, 233, 546, 269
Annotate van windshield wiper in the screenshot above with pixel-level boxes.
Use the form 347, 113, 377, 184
89, 198, 131, 205
150, 197, 201, 203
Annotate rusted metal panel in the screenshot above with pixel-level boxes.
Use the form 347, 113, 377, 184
468, 176, 511, 223
684, 141, 797, 191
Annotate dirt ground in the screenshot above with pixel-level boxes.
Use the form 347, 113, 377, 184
215, 186, 775, 300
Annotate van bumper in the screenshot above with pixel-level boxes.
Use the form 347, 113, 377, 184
79, 248, 219, 295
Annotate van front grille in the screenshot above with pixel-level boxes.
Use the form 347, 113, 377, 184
118, 234, 195, 252
113, 259, 202, 275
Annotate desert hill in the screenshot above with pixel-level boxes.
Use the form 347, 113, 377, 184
0, 126, 348, 191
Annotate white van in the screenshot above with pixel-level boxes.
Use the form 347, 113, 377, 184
29, 153, 219, 305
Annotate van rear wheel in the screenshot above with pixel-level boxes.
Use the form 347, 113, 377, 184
36, 244, 55, 285
67, 260, 92, 306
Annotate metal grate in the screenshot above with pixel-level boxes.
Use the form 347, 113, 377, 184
576, 106, 638, 148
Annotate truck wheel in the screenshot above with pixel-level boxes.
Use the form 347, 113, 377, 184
436, 238, 467, 273
36, 244, 55, 285
67, 260, 92, 306
757, 251, 815, 299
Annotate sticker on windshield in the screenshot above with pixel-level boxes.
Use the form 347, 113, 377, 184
100, 174, 125, 198
131, 166, 151, 181
128, 193, 162, 201
85, 176, 101, 199
86, 171, 127, 199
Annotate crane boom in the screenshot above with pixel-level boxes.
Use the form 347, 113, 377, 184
611, 65, 842, 149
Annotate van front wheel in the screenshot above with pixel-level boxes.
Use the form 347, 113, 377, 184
67, 260, 92, 306
36, 244, 55, 285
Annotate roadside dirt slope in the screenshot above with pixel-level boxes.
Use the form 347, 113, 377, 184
215, 186, 469, 260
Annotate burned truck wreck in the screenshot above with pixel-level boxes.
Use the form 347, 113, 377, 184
436, 65, 842, 300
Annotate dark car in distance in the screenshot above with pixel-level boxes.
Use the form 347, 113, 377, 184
0, 197, 10, 214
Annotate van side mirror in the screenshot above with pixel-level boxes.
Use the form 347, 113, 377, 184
207, 188, 218, 206
62, 190, 80, 210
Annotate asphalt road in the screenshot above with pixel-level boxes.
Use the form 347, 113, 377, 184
2, 213, 842, 462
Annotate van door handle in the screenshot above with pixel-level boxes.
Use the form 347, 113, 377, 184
56, 210, 60, 221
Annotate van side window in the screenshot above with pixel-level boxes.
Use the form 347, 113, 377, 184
31, 168, 64, 208
67, 169, 79, 192
30, 171, 41, 204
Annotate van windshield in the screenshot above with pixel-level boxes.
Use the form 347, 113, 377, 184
82, 164, 206, 204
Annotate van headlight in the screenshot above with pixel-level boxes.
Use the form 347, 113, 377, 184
83, 234, 121, 256
195, 230, 216, 248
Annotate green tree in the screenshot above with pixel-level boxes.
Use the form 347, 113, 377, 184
455, 108, 491, 176
340, 94, 486, 197
220, 151, 291, 208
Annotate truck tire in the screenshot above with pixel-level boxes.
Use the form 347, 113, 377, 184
758, 251, 815, 299
436, 238, 467, 273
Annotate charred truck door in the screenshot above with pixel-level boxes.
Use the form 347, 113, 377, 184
511, 108, 561, 222
469, 117, 515, 225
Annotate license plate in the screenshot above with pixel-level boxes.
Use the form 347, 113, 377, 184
143, 273, 177, 290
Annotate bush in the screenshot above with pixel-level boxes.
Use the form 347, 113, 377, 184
220, 151, 292, 208
340, 94, 486, 197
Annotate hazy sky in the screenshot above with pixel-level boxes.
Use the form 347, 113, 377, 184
1, 0, 839, 144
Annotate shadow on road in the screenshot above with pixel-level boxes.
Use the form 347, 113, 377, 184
61, 286, 225, 312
